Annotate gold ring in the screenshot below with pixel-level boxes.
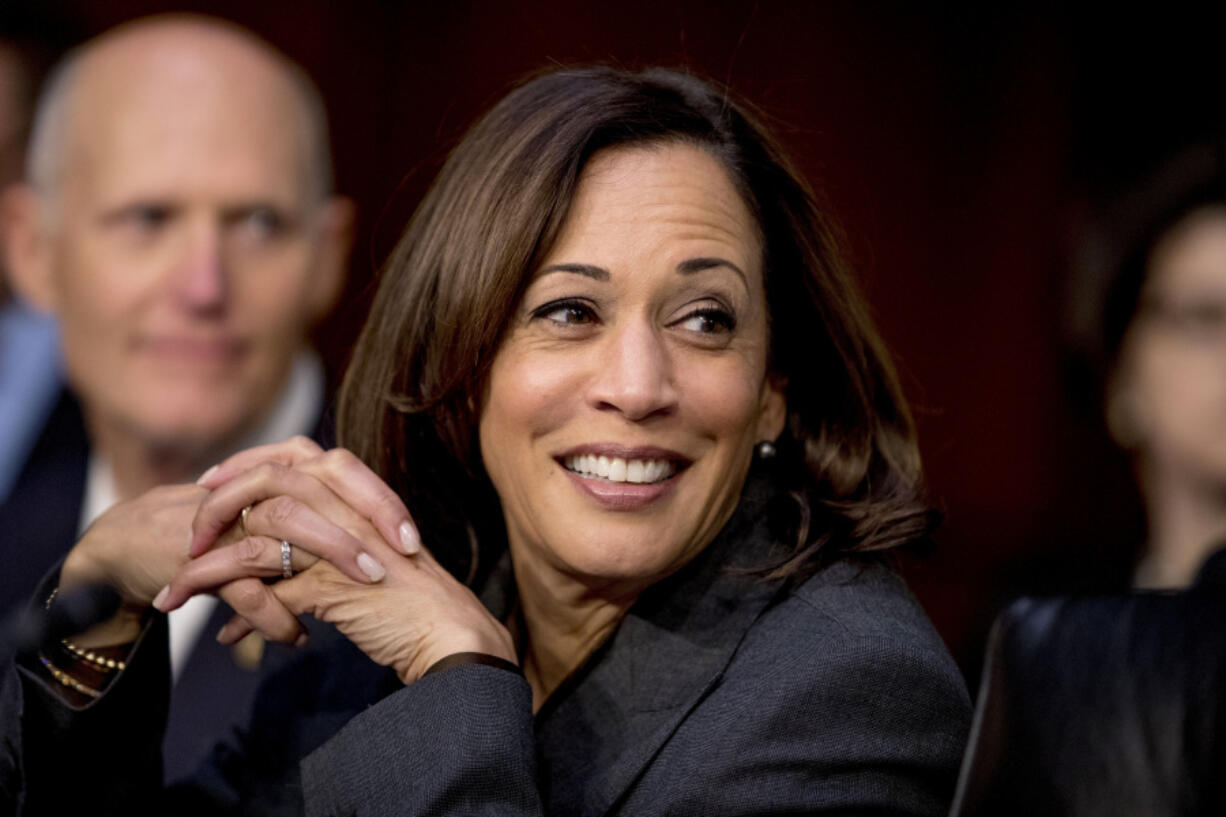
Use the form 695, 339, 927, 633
240, 504, 253, 538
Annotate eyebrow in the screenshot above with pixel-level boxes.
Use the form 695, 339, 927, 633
677, 257, 748, 290
537, 263, 610, 281
537, 257, 748, 288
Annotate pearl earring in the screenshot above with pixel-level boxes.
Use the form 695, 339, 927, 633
755, 440, 777, 460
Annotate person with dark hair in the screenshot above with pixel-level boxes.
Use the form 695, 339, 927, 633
4, 66, 969, 815
1085, 144, 1226, 588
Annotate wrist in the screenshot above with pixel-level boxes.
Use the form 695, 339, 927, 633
402, 626, 517, 684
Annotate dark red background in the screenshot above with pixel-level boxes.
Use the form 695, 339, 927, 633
14, 1, 1226, 677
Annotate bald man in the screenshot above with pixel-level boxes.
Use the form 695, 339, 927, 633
0, 16, 351, 781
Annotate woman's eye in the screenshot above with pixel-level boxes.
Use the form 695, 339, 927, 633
676, 308, 736, 335
534, 300, 597, 327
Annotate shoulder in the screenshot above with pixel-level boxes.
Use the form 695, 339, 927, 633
787, 556, 955, 654
738, 556, 969, 711
641, 556, 971, 815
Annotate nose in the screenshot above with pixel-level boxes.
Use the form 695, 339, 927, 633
171, 219, 228, 315
588, 317, 679, 421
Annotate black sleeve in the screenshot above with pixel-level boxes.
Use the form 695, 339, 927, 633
8, 601, 170, 816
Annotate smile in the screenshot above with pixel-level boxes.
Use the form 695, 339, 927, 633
563, 454, 678, 484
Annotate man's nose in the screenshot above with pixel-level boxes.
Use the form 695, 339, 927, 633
172, 220, 228, 313
587, 318, 679, 422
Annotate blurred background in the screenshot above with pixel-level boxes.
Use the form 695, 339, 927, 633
5, 0, 1223, 682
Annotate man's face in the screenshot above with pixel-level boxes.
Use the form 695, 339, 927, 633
32, 43, 344, 453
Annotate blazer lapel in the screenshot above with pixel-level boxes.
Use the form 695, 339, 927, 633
535, 471, 792, 816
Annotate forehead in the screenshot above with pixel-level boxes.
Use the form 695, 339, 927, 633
1149, 207, 1226, 296
61, 34, 309, 205
553, 143, 762, 266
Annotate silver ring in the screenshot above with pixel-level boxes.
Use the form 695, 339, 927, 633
280, 540, 294, 578
240, 504, 253, 538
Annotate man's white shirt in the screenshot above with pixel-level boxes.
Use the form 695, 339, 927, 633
78, 351, 324, 679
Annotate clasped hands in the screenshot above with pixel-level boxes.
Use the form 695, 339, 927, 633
60, 437, 515, 685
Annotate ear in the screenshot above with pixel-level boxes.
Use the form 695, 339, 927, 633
2, 185, 58, 313
304, 195, 355, 323
755, 373, 788, 442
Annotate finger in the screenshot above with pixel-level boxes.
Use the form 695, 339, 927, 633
267, 564, 339, 620
156, 535, 321, 612
216, 614, 255, 645
218, 577, 304, 644
298, 448, 422, 556
190, 463, 392, 582
195, 435, 324, 489
226, 493, 388, 585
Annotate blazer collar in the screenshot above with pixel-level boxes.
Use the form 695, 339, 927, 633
529, 468, 794, 816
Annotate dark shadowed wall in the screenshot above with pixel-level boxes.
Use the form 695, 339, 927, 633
12, 1, 1226, 679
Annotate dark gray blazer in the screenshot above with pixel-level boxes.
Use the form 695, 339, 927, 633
3, 474, 970, 816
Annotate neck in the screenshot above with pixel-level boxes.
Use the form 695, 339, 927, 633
510, 548, 642, 712
1137, 463, 1226, 588
86, 413, 232, 501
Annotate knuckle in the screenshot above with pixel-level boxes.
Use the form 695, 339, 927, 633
321, 447, 354, 475
290, 435, 319, 454
227, 580, 268, 612
235, 536, 265, 566
254, 460, 288, 483
263, 495, 301, 528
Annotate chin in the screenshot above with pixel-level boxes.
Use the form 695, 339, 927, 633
129, 402, 251, 454
552, 532, 702, 588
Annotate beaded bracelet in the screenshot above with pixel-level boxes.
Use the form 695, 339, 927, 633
59, 639, 126, 672
38, 653, 102, 699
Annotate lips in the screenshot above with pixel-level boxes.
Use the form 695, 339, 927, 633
137, 336, 248, 363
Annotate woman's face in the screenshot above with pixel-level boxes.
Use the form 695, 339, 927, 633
479, 142, 786, 592
1112, 207, 1226, 487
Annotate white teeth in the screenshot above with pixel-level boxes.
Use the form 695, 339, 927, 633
564, 455, 677, 484
608, 459, 627, 481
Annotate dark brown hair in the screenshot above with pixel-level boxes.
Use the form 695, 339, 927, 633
339, 66, 934, 581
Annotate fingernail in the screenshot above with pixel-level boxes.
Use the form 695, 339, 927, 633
399, 521, 421, 555
152, 585, 170, 612
357, 552, 386, 582
195, 464, 218, 485
294, 632, 310, 648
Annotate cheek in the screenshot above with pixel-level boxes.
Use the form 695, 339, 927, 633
479, 346, 580, 478
52, 260, 139, 348
677, 355, 767, 444
1132, 345, 1226, 438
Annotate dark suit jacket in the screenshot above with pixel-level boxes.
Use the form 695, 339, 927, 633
951, 559, 1226, 817
0, 389, 331, 786
4, 472, 971, 816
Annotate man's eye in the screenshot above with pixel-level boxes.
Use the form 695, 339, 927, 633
676, 308, 736, 334
125, 205, 172, 231
535, 300, 597, 326
232, 207, 286, 241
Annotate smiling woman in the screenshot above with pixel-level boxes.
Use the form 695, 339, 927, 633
7, 66, 970, 816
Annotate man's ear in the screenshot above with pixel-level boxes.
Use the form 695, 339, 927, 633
756, 373, 788, 442
2, 185, 58, 313
304, 195, 355, 323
